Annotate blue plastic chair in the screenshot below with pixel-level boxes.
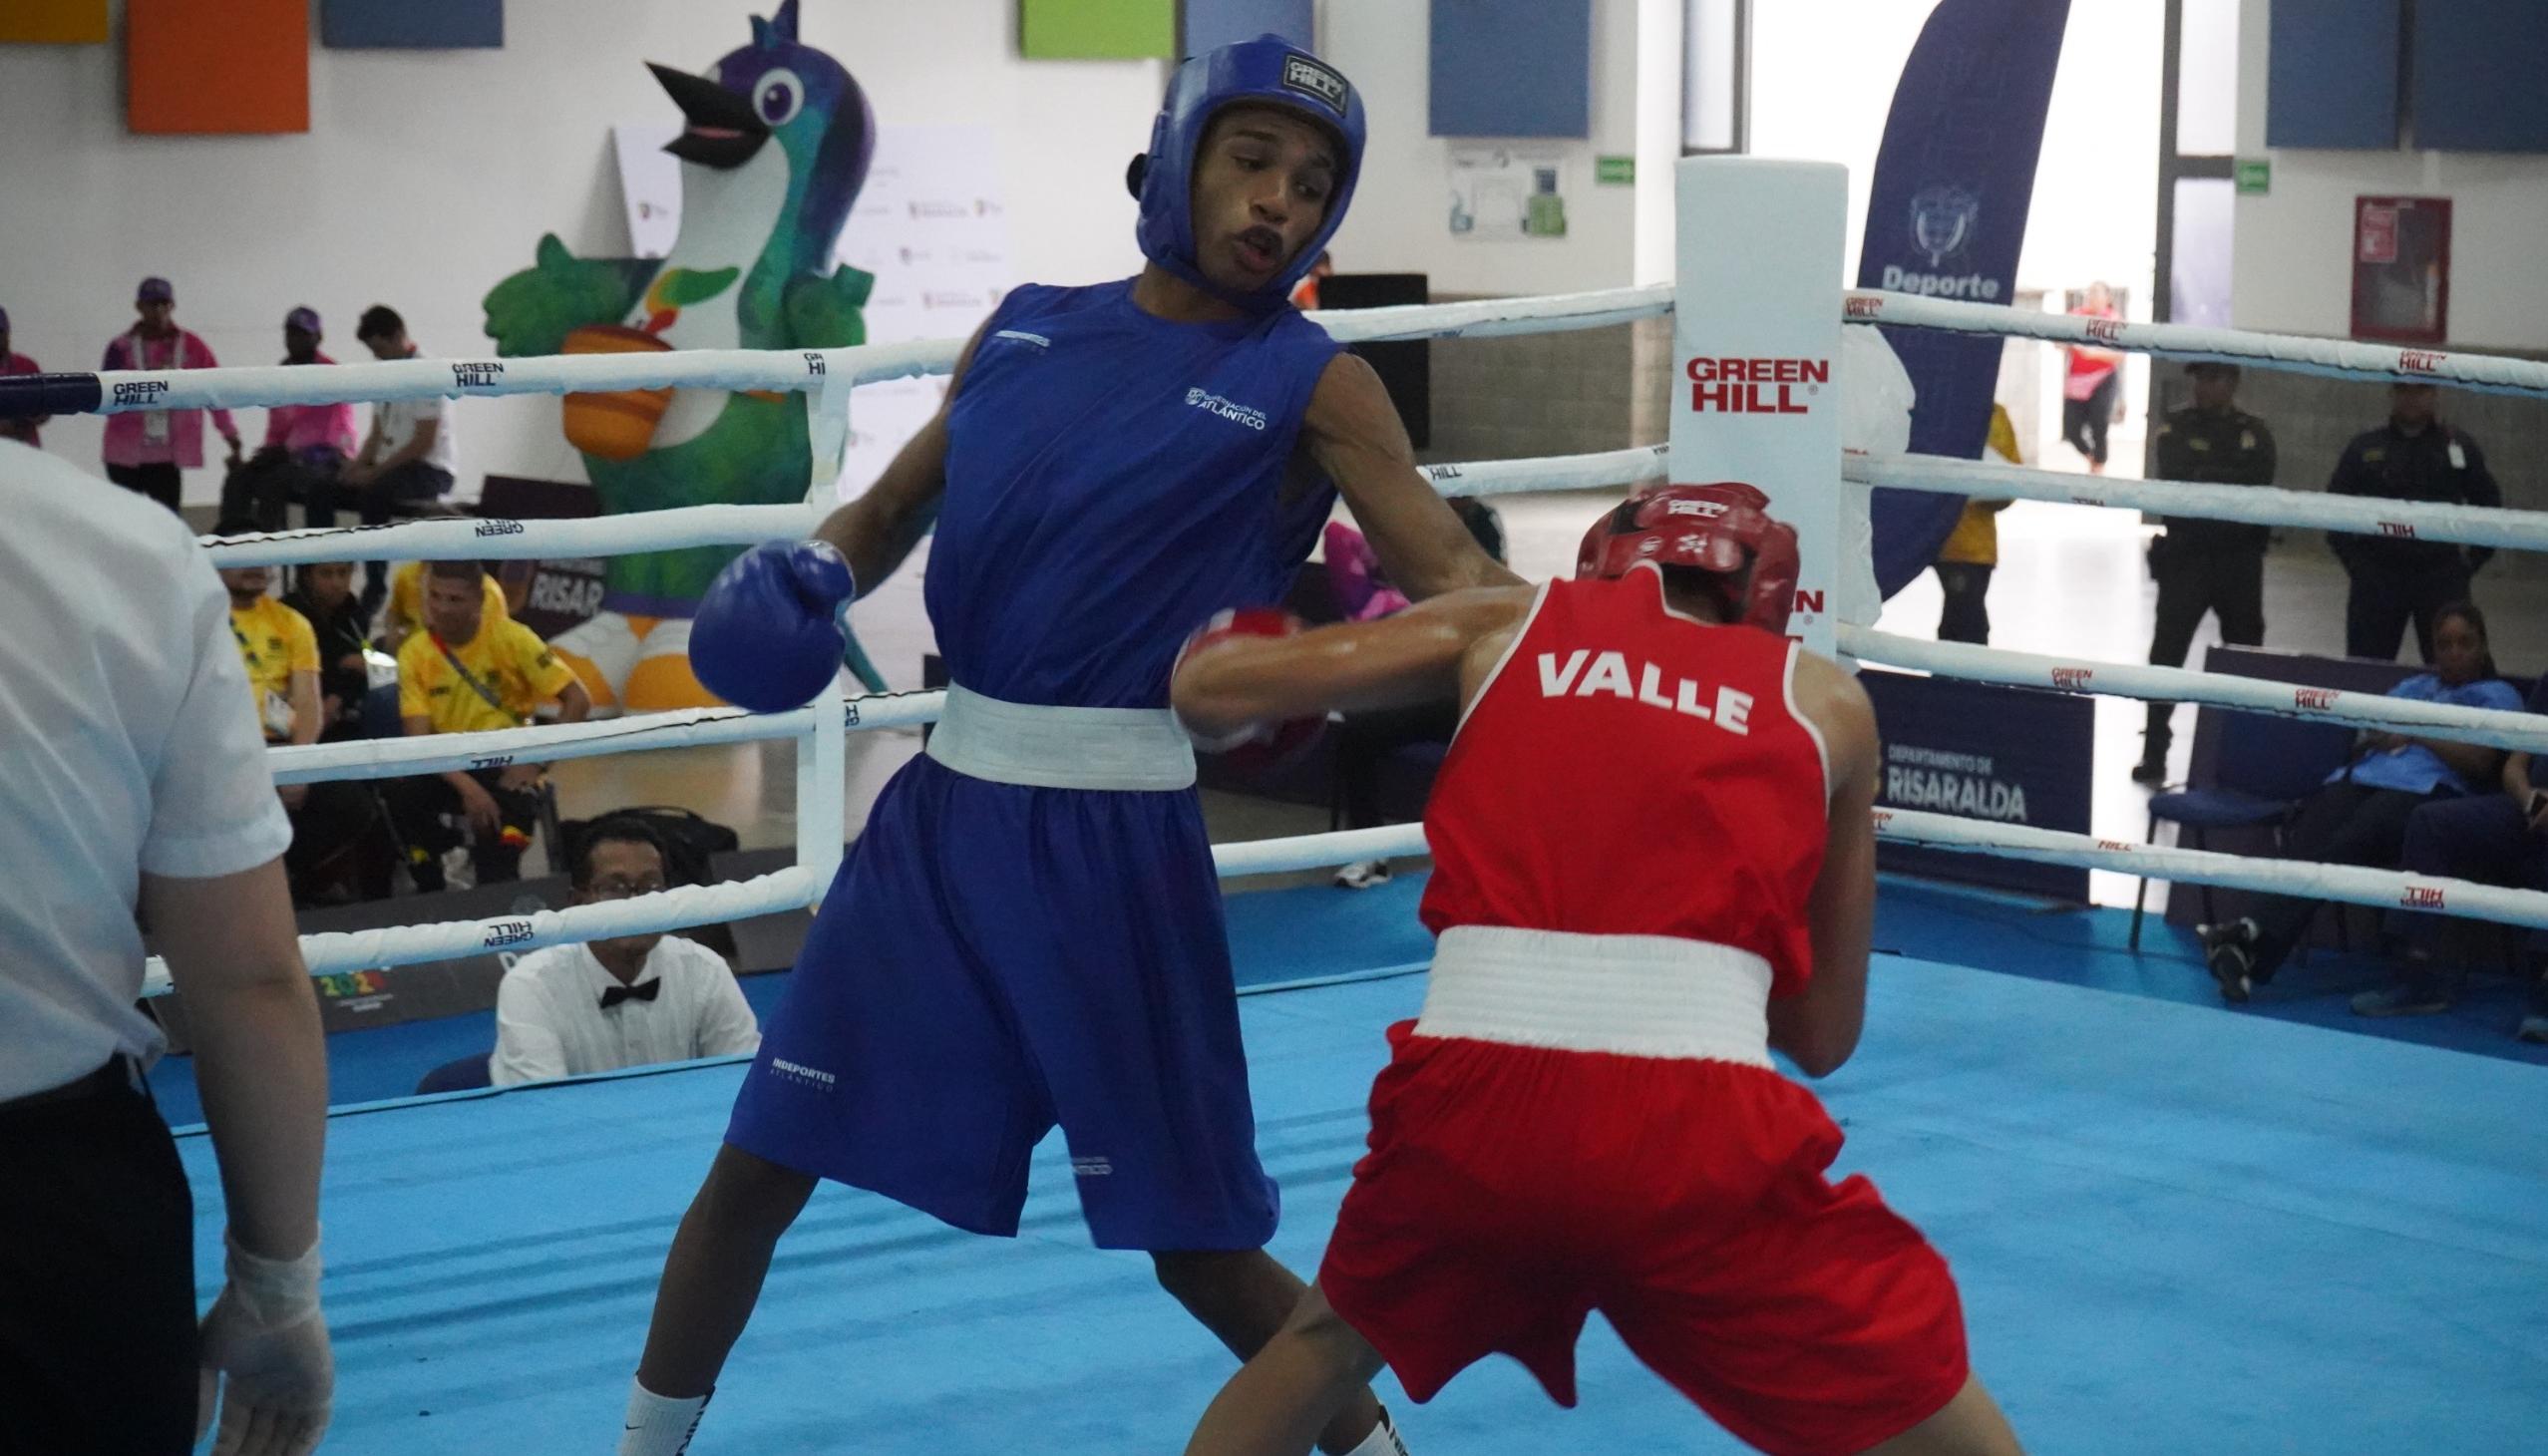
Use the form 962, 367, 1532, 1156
2129, 711, 2361, 949
416, 1054, 494, 1095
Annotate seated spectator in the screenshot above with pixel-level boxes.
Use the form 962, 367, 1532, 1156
1324, 498, 1506, 891
321, 305, 460, 612
381, 555, 511, 655
2198, 602, 2523, 1001
489, 817, 760, 1086
280, 560, 373, 737
2354, 671, 2548, 1035
386, 560, 590, 891
215, 522, 379, 904
1, 306, 47, 449
219, 307, 358, 533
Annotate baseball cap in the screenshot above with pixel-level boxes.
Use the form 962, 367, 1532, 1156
285, 305, 322, 334
137, 276, 175, 304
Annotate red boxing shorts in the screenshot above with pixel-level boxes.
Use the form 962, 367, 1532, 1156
1318, 1023, 1971, 1456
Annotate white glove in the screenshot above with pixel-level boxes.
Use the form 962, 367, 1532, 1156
197, 1231, 333, 1456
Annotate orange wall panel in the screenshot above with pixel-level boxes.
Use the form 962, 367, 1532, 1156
0, 0, 111, 44
127, 0, 309, 135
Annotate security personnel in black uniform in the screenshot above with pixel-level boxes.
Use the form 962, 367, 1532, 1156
2134, 362, 2277, 785
2327, 382, 2501, 663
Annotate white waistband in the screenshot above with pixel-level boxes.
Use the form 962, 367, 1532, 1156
924, 682, 1198, 791
1416, 925, 1774, 1067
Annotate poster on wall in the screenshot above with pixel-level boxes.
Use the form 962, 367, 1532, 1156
2351, 195, 2449, 345
1447, 145, 1573, 240
832, 125, 1012, 500
611, 122, 1013, 495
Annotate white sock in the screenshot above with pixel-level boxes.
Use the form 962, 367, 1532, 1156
618, 1381, 712, 1456
1336, 1405, 1409, 1456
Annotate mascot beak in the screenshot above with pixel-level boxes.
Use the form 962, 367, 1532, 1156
649, 62, 771, 169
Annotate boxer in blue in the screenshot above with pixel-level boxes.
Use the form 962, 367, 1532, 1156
615, 36, 1514, 1456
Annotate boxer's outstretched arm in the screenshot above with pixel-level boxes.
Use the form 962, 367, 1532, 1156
1301, 353, 1524, 599
1172, 585, 1536, 741
810, 320, 989, 596
1770, 652, 1880, 1078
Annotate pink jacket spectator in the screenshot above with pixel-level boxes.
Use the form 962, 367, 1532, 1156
99, 327, 238, 468
262, 351, 357, 458
1322, 521, 1412, 623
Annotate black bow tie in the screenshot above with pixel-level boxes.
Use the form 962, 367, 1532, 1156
600, 979, 662, 1010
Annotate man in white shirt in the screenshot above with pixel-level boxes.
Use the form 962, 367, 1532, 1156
322, 303, 461, 611
492, 818, 762, 1086
0, 441, 334, 1454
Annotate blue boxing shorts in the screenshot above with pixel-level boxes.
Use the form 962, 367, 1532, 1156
724, 751, 1278, 1251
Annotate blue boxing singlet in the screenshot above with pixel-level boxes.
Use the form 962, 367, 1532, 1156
725, 278, 1346, 1249
927, 280, 1344, 707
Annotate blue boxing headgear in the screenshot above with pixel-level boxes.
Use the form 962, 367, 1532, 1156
1130, 35, 1364, 312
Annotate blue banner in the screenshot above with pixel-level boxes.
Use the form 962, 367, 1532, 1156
1859, 0, 2072, 596
1860, 669, 2092, 903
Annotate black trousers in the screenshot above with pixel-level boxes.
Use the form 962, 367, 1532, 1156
2143, 546, 2265, 746
385, 766, 541, 890
106, 462, 183, 514
2060, 372, 2121, 466
307, 461, 455, 602
220, 448, 347, 534
0, 1062, 197, 1455
1333, 700, 1459, 830
2249, 782, 2443, 977
2344, 562, 2471, 663
1932, 561, 1993, 645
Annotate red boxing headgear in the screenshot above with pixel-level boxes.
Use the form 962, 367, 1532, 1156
1575, 482, 1801, 634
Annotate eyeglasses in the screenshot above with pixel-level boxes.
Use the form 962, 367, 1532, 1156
583, 878, 667, 902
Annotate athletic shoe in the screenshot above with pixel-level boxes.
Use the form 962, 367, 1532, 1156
2129, 750, 2169, 787
2205, 940, 2254, 1003
2516, 1012, 2548, 1045
2350, 972, 2454, 1018
1333, 859, 1391, 891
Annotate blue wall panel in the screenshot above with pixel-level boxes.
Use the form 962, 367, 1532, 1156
2413, 0, 2548, 152
1181, 0, 1313, 58
2266, 0, 2397, 149
1428, 0, 1591, 139
321, 0, 502, 50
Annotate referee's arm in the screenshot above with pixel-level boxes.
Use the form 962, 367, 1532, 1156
145, 860, 326, 1261
142, 552, 328, 1267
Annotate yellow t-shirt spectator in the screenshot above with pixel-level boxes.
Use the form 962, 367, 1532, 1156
1939, 405, 2024, 566
385, 560, 508, 647
230, 595, 319, 742
398, 618, 576, 735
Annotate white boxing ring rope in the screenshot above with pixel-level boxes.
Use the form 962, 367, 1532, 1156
71, 286, 2543, 994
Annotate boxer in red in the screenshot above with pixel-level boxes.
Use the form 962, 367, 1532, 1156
1171, 484, 2024, 1456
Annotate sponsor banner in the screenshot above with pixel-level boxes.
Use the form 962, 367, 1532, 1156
1855, 0, 2072, 597
479, 475, 606, 642
1670, 158, 1846, 658
1860, 667, 2092, 901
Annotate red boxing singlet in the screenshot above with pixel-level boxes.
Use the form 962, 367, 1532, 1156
1417, 571, 1832, 997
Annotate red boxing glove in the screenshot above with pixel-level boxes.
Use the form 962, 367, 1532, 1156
1173, 607, 1326, 773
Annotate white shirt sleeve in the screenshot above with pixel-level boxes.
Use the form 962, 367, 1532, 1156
686, 942, 763, 1060
490, 966, 571, 1087
139, 540, 293, 879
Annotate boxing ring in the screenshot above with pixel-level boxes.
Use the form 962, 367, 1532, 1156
16, 165, 2548, 1451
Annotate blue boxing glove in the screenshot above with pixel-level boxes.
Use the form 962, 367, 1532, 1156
690, 541, 858, 712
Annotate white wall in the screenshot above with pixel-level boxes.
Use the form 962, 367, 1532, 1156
1319, 0, 1641, 296
2231, 0, 2548, 350
0, 0, 1166, 502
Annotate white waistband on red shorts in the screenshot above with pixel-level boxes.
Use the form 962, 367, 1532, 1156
1416, 925, 1774, 1067
923, 681, 1198, 791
